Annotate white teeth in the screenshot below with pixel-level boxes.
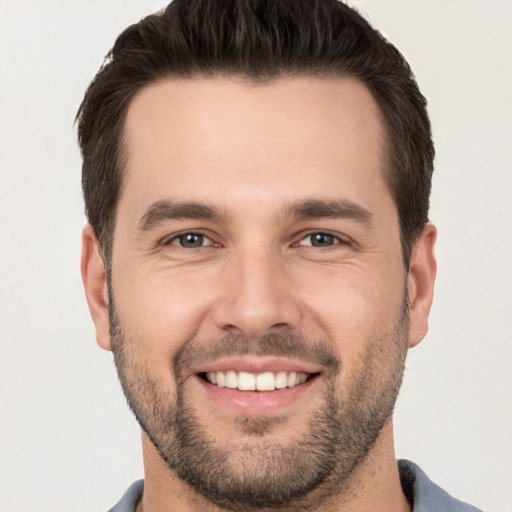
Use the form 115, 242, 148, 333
275, 371, 288, 389
225, 370, 238, 389
216, 371, 226, 387
238, 372, 256, 390
256, 372, 275, 391
204, 370, 311, 391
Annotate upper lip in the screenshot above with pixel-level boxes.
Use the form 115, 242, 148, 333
192, 356, 323, 376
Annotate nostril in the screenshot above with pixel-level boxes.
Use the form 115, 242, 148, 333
269, 322, 290, 331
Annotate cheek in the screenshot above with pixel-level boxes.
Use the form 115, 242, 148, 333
111, 267, 217, 362
297, 262, 405, 360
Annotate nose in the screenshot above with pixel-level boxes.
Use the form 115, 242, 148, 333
212, 247, 302, 338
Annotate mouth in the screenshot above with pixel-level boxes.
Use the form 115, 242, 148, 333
199, 370, 315, 391
192, 357, 322, 414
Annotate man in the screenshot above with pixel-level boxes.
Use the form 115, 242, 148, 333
77, 1, 482, 511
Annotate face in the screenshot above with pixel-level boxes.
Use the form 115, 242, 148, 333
83, 76, 436, 510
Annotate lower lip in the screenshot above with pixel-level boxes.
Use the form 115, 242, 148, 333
194, 375, 318, 415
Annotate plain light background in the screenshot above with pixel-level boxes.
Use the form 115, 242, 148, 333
0, 1, 511, 511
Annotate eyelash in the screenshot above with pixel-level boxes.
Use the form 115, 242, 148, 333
163, 230, 349, 250
164, 231, 215, 248
296, 232, 348, 248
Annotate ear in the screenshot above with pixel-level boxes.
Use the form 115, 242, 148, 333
81, 224, 112, 351
407, 222, 437, 348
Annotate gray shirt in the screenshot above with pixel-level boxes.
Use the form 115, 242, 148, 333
108, 459, 483, 511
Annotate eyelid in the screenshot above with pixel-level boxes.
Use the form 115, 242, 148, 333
159, 229, 350, 248
296, 231, 350, 247
162, 230, 216, 247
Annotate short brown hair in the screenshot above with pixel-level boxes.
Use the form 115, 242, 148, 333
76, 0, 434, 266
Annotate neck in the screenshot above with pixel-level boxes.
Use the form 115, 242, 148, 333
136, 420, 411, 512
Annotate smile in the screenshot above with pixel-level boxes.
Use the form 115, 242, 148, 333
192, 356, 323, 413
202, 370, 311, 391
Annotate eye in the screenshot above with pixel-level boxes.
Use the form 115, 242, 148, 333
298, 232, 342, 248
167, 232, 213, 248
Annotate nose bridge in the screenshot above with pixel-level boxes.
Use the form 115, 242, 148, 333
213, 242, 300, 337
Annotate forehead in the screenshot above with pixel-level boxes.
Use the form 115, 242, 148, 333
120, 76, 389, 218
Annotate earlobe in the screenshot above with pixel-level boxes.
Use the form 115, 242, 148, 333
407, 223, 437, 348
81, 224, 112, 351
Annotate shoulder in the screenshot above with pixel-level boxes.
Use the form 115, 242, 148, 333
398, 460, 483, 512
108, 480, 144, 512
106, 466, 483, 512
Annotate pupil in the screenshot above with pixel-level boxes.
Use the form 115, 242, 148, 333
181, 233, 203, 247
312, 233, 333, 246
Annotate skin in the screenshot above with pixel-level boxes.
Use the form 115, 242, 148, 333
82, 76, 437, 511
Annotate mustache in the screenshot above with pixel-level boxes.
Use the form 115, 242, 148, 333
173, 332, 340, 376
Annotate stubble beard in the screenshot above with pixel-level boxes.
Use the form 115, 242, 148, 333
109, 293, 409, 511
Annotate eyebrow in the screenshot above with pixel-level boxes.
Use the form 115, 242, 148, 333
283, 199, 374, 226
139, 200, 225, 231
138, 197, 374, 231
